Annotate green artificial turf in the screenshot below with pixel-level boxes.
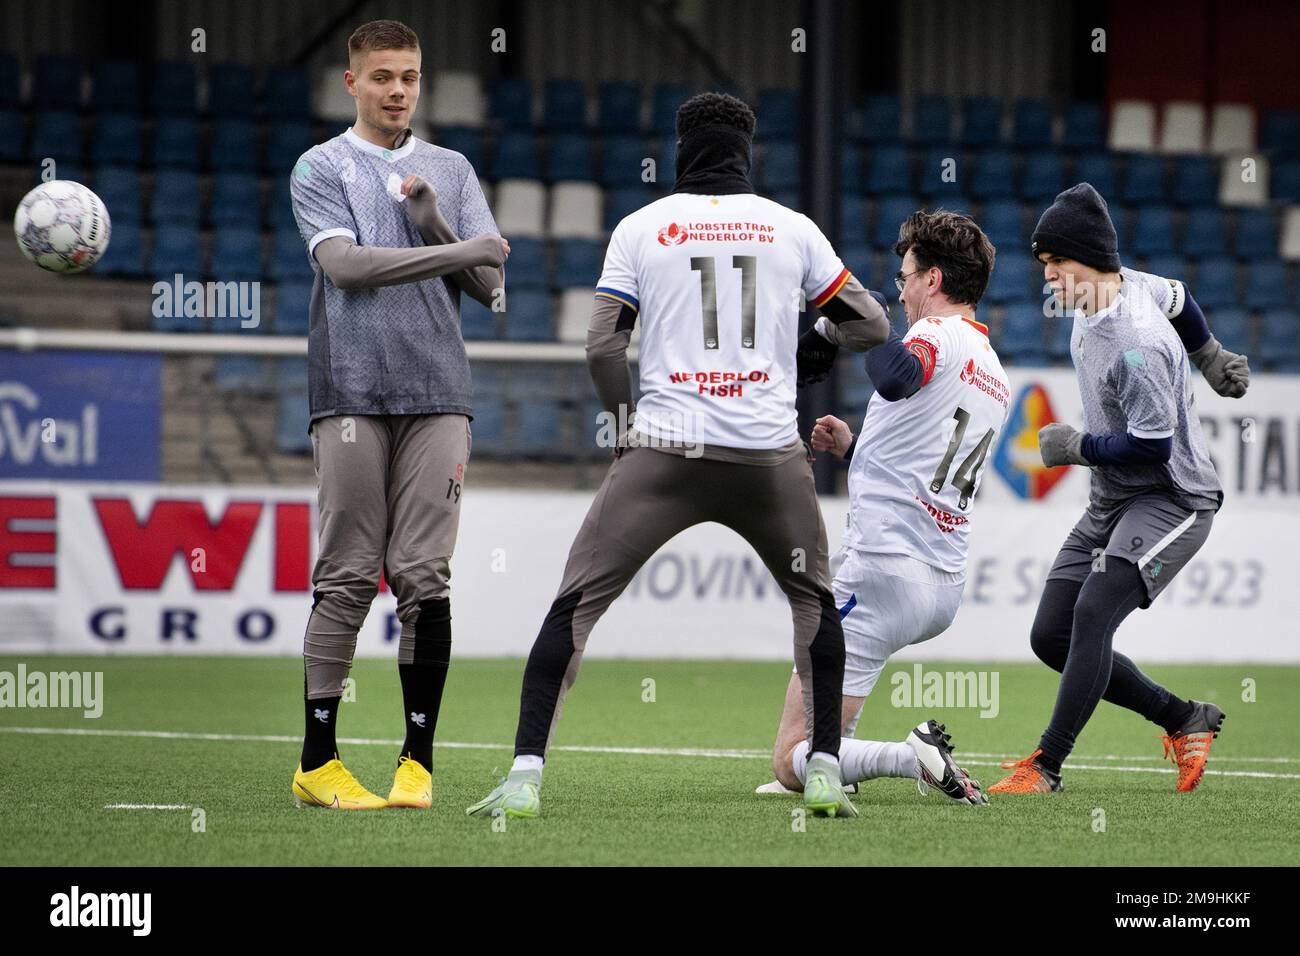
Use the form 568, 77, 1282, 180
0, 656, 1294, 866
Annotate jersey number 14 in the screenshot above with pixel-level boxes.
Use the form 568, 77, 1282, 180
931, 406, 995, 510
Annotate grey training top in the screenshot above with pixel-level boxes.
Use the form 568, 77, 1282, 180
289, 127, 499, 425
1070, 269, 1223, 515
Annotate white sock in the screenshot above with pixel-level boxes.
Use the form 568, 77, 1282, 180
839, 738, 916, 784
792, 740, 811, 784
511, 754, 544, 777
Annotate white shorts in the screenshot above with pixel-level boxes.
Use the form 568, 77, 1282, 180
827, 548, 966, 698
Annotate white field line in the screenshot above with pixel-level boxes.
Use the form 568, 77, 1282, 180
103, 804, 192, 810
3, 725, 1298, 780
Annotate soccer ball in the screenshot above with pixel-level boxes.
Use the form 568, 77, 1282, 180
13, 180, 111, 274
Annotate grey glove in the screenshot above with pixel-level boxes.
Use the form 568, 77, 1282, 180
1038, 423, 1089, 468
1189, 335, 1250, 399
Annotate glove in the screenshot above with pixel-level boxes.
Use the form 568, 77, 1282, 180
796, 327, 838, 386
1038, 423, 1089, 468
1189, 336, 1250, 399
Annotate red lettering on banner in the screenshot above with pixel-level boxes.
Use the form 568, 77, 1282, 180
273, 502, 311, 592
0, 496, 56, 589
94, 498, 261, 590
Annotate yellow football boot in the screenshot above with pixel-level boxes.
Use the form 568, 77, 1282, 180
386, 755, 433, 809
292, 758, 387, 809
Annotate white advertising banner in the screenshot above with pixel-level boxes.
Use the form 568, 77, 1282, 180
1, 370, 1296, 662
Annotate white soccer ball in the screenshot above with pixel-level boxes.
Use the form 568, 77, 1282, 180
13, 180, 112, 274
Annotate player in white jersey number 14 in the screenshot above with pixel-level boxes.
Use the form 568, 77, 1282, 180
761, 210, 1011, 805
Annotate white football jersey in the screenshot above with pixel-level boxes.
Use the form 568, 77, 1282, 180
595, 193, 850, 449
844, 314, 1010, 573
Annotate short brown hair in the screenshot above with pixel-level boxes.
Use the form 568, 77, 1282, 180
348, 19, 419, 64
894, 209, 996, 306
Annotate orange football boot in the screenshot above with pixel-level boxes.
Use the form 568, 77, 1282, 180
986, 749, 1064, 794
1161, 701, 1226, 793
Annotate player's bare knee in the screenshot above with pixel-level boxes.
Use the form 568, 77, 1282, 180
773, 743, 803, 792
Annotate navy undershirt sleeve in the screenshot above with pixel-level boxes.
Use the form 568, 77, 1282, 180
1080, 432, 1173, 466
1168, 288, 1211, 354
863, 329, 925, 401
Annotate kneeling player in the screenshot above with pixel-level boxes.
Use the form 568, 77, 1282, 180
766, 210, 1008, 805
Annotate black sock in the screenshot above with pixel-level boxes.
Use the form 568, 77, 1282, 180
399, 597, 452, 770
1036, 749, 1063, 776
1155, 695, 1195, 735
302, 695, 341, 771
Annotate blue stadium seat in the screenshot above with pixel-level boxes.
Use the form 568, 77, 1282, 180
1143, 255, 1188, 283
912, 96, 952, 143
151, 226, 204, 297
962, 97, 1003, 145
489, 75, 532, 128
836, 243, 873, 284
920, 146, 961, 200
210, 119, 259, 171
214, 356, 269, 391
503, 237, 548, 290
0, 108, 21, 162
264, 65, 312, 119
860, 93, 901, 141
840, 197, 867, 245
92, 60, 141, 112
1243, 261, 1290, 310
35, 56, 82, 110
1047, 316, 1073, 361
151, 61, 197, 115
209, 226, 263, 281
657, 137, 677, 185
757, 88, 800, 140
514, 400, 564, 455
543, 79, 588, 130
1130, 206, 1175, 257
0, 54, 18, 108
1183, 206, 1228, 259
1234, 209, 1278, 259
1073, 153, 1116, 197
92, 113, 142, 166
1192, 257, 1237, 308
503, 290, 554, 341
267, 227, 312, 283
1021, 151, 1064, 201
30, 111, 81, 163
207, 63, 256, 117
597, 81, 642, 133
1013, 99, 1053, 147
1062, 102, 1104, 148
93, 166, 142, 223
210, 172, 261, 226
546, 132, 595, 182
866, 144, 912, 194
651, 83, 691, 135
971, 148, 1016, 199
268, 175, 296, 228
468, 395, 507, 453
1274, 160, 1300, 204
1260, 109, 1299, 155
150, 171, 201, 224
1206, 308, 1250, 350
95, 222, 145, 276
1172, 156, 1217, 206
985, 256, 1033, 304
841, 146, 864, 194
604, 185, 658, 230
1257, 310, 1300, 368
492, 130, 540, 179
273, 280, 312, 335
1122, 155, 1166, 204
770, 189, 799, 212
267, 121, 316, 174
275, 357, 308, 391
981, 199, 1024, 250
275, 392, 312, 454
459, 295, 499, 340
32, 163, 81, 185
873, 195, 919, 248
152, 116, 199, 168
554, 239, 605, 288
760, 141, 800, 191
599, 135, 649, 188
434, 126, 484, 169
998, 302, 1049, 365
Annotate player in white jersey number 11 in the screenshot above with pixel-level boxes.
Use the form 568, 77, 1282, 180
761, 210, 1011, 805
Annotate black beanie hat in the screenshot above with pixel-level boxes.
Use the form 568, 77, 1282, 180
1030, 182, 1122, 272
